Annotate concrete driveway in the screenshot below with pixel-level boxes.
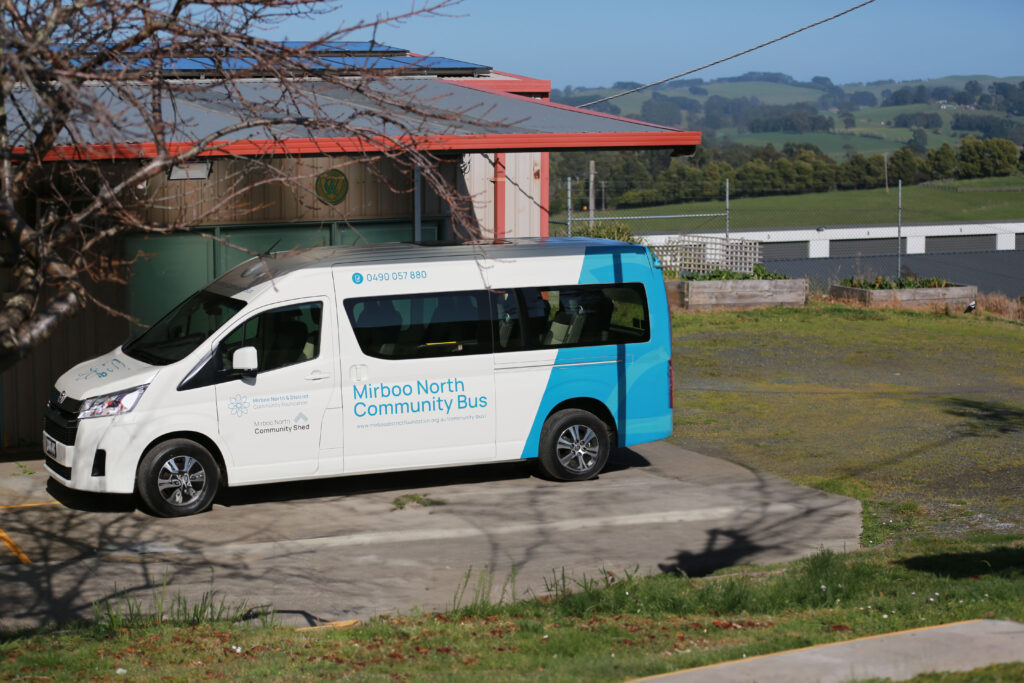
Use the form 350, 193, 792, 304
0, 442, 860, 630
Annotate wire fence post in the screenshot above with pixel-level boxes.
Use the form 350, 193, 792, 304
725, 178, 730, 240
588, 160, 596, 229
896, 178, 902, 279
566, 176, 573, 237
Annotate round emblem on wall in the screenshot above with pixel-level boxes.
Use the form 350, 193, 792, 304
315, 168, 349, 205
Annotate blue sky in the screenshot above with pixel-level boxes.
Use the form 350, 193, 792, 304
275, 0, 1023, 89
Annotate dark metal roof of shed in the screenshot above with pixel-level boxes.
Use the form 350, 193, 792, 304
15, 77, 699, 159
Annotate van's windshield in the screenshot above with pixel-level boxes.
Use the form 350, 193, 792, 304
123, 290, 246, 366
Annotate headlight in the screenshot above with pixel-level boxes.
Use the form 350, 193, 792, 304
78, 385, 148, 420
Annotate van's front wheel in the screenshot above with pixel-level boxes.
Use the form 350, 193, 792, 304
137, 439, 220, 517
537, 409, 610, 481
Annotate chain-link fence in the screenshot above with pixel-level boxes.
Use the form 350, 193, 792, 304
550, 177, 1024, 297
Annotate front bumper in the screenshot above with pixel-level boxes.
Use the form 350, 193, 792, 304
42, 390, 137, 494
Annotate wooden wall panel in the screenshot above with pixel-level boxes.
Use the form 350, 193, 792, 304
460, 153, 495, 238
145, 156, 432, 227
504, 152, 542, 238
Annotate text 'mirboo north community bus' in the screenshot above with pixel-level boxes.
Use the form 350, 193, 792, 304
43, 238, 674, 516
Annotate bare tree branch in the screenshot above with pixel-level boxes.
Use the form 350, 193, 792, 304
0, 0, 491, 371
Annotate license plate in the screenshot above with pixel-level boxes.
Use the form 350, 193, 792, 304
44, 436, 56, 458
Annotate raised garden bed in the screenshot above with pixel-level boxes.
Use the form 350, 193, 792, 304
665, 278, 809, 312
830, 284, 977, 308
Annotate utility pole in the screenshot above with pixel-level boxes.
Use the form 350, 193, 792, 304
588, 160, 596, 229
897, 179, 902, 279
884, 152, 889, 193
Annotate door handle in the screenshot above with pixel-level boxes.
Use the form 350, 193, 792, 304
305, 370, 330, 381
349, 364, 368, 383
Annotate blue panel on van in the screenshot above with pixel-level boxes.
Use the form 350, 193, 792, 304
518, 245, 672, 460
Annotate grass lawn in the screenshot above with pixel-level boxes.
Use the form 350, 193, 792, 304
669, 303, 1024, 544
686, 103, 1024, 160
553, 177, 1024, 233
2, 305, 1023, 680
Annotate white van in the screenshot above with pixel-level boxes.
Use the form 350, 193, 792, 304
43, 238, 674, 516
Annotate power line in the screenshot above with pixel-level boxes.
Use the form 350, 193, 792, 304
581, 0, 881, 108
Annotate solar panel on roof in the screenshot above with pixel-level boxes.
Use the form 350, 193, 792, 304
318, 56, 410, 70
77, 41, 491, 77
314, 54, 489, 74
390, 55, 490, 73
159, 57, 258, 71
276, 41, 406, 55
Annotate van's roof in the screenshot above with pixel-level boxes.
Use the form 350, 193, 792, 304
212, 237, 650, 297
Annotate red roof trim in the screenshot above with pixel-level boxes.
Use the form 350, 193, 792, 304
447, 70, 551, 96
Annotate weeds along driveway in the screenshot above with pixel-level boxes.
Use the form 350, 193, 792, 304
670, 304, 1024, 540
0, 443, 859, 631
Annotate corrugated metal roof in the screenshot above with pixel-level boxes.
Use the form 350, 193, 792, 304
11, 77, 699, 157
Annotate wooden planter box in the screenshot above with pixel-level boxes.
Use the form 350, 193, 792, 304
665, 279, 809, 312
829, 284, 977, 308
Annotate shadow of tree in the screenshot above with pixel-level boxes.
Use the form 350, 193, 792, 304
1, 445, 854, 638
900, 547, 1024, 579
943, 398, 1024, 436
836, 396, 1024, 481
658, 528, 769, 578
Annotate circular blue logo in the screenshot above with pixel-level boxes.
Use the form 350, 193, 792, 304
352, 272, 363, 284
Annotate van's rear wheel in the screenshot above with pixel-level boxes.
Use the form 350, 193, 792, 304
137, 439, 220, 517
537, 409, 610, 481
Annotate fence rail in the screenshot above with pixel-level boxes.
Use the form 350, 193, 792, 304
557, 175, 1023, 291
647, 235, 761, 276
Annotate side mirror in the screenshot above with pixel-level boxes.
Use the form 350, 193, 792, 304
232, 346, 258, 377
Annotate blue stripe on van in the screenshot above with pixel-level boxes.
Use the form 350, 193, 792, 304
518, 246, 673, 460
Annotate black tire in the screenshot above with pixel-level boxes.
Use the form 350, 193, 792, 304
136, 438, 220, 517
537, 409, 610, 481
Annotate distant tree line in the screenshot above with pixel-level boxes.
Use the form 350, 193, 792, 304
951, 114, 1024, 144
882, 79, 1024, 116
892, 112, 943, 129
747, 104, 834, 133
550, 137, 1023, 212
551, 75, 1024, 145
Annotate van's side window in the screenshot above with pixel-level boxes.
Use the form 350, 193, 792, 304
346, 291, 492, 359
221, 302, 323, 373
348, 285, 648, 360
492, 290, 525, 351
517, 284, 649, 348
